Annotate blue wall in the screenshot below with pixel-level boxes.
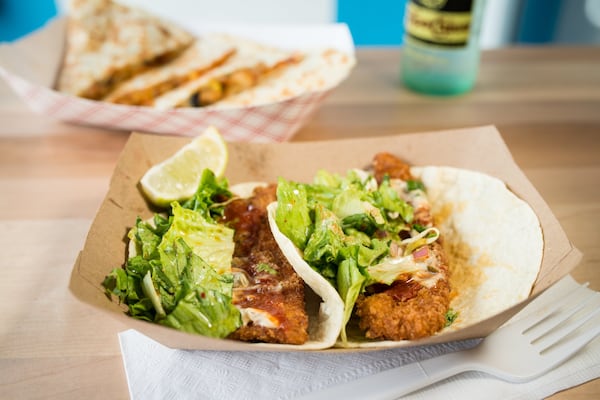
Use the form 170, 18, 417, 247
337, 0, 407, 46
0, 0, 58, 42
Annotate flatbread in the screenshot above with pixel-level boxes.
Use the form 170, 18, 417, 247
268, 165, 544, 348
57, 0, 194, 99
56, 1, 355, 110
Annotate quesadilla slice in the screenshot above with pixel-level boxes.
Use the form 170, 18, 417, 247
153, 35, 303, 109
217, 48, 356, 108
103, 33, 237, 106
57, 0, 194, 100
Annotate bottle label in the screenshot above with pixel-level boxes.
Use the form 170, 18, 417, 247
405, 0, 474, 47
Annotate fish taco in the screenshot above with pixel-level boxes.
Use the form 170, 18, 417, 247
268, 152, 544, 348
103, 169, 341, 350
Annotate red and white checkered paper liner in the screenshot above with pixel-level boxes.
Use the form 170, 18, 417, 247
0, 67, 330, 142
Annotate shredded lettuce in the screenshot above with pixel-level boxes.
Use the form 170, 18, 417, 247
376, 177, 414, 223
303, 204, 344, 265
181, 169, 232, 221
164, 202, 235, 275
157, 237, 240, 338
275, 178, 313, 250
337, 258, 365, 342
366, 255, 428, 286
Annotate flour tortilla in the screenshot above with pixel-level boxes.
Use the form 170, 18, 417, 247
268, 166, 544, 348
412, 166, 544, 330
57, 0, 194, 99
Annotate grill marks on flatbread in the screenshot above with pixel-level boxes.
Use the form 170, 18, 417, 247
57, 0, 195, 100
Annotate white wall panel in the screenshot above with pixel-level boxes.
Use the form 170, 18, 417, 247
109, 0, 335, 24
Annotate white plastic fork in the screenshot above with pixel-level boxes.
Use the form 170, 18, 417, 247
298, 282, 600, 400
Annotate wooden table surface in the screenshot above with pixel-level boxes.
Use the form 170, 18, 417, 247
1, 46, 599, 399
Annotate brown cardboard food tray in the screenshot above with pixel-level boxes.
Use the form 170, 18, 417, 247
69, 125, 582, 351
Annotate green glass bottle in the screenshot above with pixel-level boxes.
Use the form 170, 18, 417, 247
401, 0, 486, 96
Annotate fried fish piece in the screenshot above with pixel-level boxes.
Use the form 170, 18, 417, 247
223, 184, 309, 345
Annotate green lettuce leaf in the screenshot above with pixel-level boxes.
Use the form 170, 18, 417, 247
313, 169, 342, 188
355, 238, 390, 268
157, 237, 241, 338
375, 177, 413, 223
337, 258, 366, 342
163, 202, 235, 276
181, 168, 232, 221
303, 204, 344, 265
275, 178, 313, 250
160, 288, 241, 337
331, 186, 369, 220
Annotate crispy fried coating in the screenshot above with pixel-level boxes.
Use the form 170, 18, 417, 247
356, 243, 451, 340
372, 152, 412, 182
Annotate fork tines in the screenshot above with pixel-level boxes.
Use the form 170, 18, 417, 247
520, 283, 600, 354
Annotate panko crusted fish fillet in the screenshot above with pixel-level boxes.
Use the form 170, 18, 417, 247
223, 184, 309, 345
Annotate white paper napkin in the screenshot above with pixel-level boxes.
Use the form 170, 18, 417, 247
119, 275, 600, 400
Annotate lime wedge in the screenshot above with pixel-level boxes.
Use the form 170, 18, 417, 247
140, 126, 228, 207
